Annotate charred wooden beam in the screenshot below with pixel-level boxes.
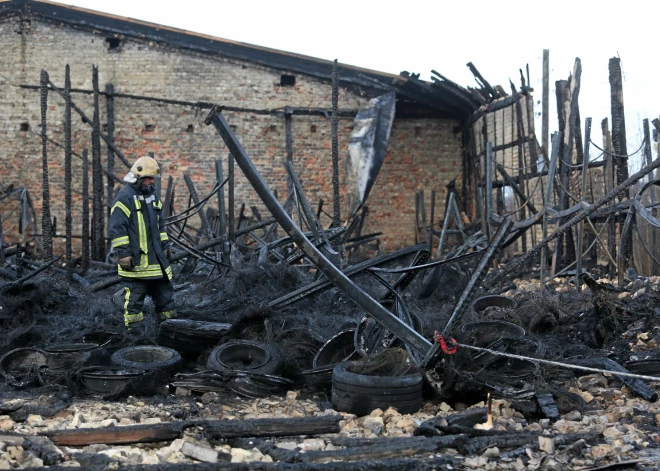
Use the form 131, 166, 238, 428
489, 149, 660, 287
643, 119, 659, 274
215, 160, 227, 250
298, 435, 467, 463
228, 152, 235, 244
495, 164, 537, 214
105, 83, 116, 209
331, 59, 341, 228
81, 149, 90, 272
542, 50, 549, 159
602, 118, 617, 277
40, 69, 53, 260
91, 66, 105, 261
184, 174, 215, 239
609, 57, 632, 263
466, 62, 498, 100
206, 107, 433, 357
45, 80, 131, 169
44, 416, 341, 447
285, 107, 294, 199
64, 65, 73, 275
576, 117, 592, 290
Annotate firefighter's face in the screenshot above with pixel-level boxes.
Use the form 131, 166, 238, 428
142, 177, 155, 187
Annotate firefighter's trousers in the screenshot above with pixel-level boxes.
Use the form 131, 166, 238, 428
121, 277, 176, 326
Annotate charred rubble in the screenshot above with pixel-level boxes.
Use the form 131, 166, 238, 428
1, 56, 660, 470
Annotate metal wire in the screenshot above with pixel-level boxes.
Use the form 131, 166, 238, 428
634, 223, 660, 268
165, 179, 226, 226
557, 151, 605, 169
589, 137, 646, 159
497, 170, 543, 216
440, 339, 660, 383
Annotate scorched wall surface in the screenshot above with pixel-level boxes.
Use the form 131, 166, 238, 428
0, 14, 463, 253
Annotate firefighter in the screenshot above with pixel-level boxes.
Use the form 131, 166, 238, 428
109, 156, 176, 329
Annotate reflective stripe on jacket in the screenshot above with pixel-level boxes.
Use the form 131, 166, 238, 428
108, 184, 172, 280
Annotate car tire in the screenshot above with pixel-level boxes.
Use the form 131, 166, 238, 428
111, 346, 182, 378
207, 340, 281, 375
331, 361, 423, 416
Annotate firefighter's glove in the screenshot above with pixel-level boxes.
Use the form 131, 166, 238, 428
119, 256, 134, 271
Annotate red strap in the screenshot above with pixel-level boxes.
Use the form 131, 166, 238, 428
434, 331, 457, 354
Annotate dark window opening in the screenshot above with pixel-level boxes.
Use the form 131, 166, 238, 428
144, 124, 155, 132
186, 125, 194, 133
105, 37, 121, 51
280, 75, 296, 86
310, 125, 317, 133
20, 122, 29, 132
269, 125, 277, 132
102, 123, 108, 132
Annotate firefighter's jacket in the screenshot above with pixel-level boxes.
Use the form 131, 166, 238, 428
109, 183, 173, 280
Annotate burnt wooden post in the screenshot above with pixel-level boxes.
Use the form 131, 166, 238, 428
184, 173, 215, 239
81, 149, 90, 272
513, 88, 527, 252
228, 152, 235, 244
601, 118, 616, 277
105, 84, 116, 209
215, 160, 227, 247
284, 107, 293, 203
429, 189, 436, 254
414, 192, 420, 244
540, 132, 560, 285
552, 78, 572, 274
40, 70, 53, 260
576, 117, 591, 291
0, 214, 4, 266
91, 66, 104, 260
419, 190, 428, 245
643, 119, 658, 274
162, 176, 174, 219
562, 60, 581, 267
542, 49, 550, 159
64, 65, 73, 274
485, 142, 494, 238
331, 59, 341, 228
609, 57, 632, 263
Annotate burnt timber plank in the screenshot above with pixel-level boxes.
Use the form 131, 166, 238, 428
43, 416, 342, 446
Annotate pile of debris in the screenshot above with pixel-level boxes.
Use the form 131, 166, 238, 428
1, 105, 660, 469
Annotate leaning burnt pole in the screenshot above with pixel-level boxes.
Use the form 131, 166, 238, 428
40, 70, 53, 260
205, 107, 433, 357
64, 65, 73, 273
91, 66, 104, 260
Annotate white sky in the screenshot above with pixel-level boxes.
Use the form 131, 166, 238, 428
60, 0, 659, 168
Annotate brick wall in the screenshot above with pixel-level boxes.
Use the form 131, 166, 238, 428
0, 15, 464, 255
